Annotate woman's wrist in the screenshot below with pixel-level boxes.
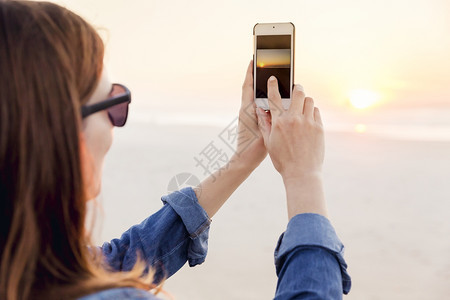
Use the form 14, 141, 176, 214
282, 172, 328, 220
282, 171, 323, 187
229, 154, 260, 174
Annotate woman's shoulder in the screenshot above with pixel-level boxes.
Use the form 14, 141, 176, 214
77, 287, 158, 300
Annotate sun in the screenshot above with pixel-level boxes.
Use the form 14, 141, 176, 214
349, 89, 379, 109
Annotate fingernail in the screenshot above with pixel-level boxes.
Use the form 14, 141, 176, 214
269, 76, 276, 82
296, 84, 304, 92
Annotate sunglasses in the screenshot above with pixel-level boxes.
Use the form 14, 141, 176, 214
81, 83, 131, 127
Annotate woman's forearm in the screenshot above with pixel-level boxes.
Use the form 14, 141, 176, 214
193, 156, 256, 218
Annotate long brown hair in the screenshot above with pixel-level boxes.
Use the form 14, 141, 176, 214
0, 1, 155, 299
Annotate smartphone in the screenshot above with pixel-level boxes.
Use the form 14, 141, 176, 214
253, 22, 295, 110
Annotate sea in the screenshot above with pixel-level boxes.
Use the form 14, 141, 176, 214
128, 103, 450, 142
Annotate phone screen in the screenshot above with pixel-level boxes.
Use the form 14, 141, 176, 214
255, 35, 291, 99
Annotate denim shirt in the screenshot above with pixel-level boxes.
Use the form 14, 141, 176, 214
274, 213, 352, 299
79, 187, 351, 299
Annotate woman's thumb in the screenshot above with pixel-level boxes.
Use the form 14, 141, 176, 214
256, 107, 271, 143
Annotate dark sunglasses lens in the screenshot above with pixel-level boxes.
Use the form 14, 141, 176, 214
107, 84, 129, 127
108, 102, 129, 127
111, 84, 126, 97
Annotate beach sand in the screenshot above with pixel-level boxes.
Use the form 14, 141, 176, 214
94, 119, 450, 299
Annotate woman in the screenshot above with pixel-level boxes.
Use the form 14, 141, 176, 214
0, 1, 351, 299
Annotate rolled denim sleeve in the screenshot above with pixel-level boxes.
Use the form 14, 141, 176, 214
274, 213, 352, 299
100, 186, 211, 283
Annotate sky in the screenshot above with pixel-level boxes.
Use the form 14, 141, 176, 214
44, 0, 450, 115
257, 50, 291, 68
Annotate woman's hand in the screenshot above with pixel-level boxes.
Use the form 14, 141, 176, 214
256, 76, 324, 181
255, 76, 328, 219
230, 60, 268, 170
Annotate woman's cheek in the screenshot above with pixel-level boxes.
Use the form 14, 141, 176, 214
93, 110, 113, 158
82, 111, 113, 199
